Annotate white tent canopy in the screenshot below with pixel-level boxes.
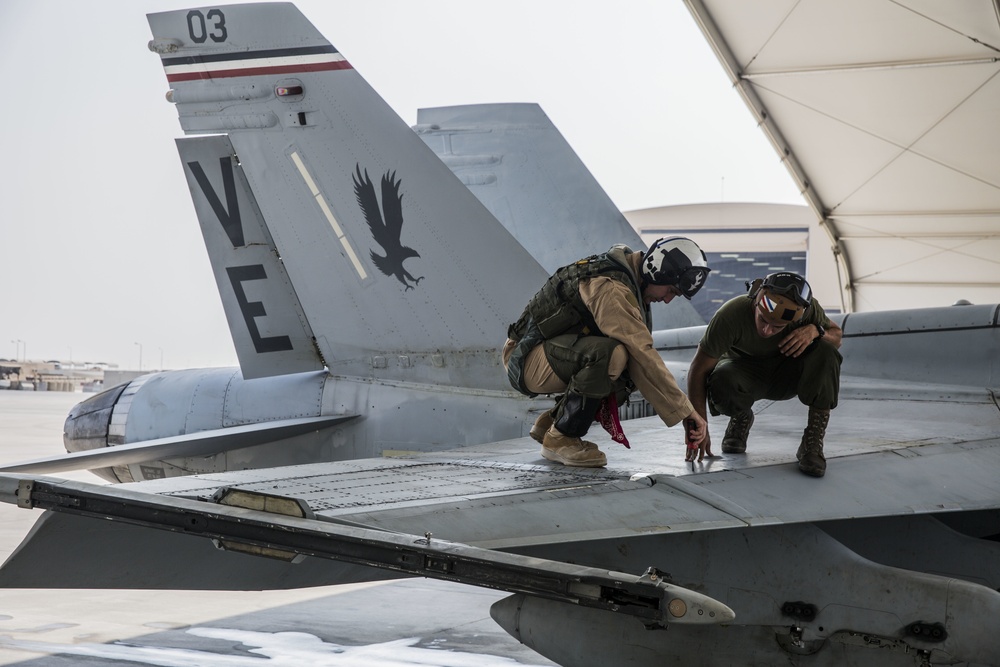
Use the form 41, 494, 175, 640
685, 0, 1000, 312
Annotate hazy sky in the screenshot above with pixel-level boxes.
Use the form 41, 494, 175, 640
0, 1, 801, 370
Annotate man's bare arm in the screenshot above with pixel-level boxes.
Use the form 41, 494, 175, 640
686, 345, 719, 462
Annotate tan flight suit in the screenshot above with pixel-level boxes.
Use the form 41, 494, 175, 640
503, 251, 692, 429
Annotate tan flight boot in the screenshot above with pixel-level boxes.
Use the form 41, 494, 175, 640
541, 425, 607, 468
796, 408, 830, 477
529, 410, 554, 444
721, 410, 754, 453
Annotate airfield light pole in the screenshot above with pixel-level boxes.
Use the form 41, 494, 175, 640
134, 342, 143, 371
10, 340, 22, 361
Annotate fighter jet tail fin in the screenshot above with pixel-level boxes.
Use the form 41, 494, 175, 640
147, 4, 547, 388
416, 103, 707, 329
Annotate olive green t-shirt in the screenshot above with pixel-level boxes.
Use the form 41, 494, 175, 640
700, 296, 833, 360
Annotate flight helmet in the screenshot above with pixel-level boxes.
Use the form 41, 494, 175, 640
749, 272, 812, 324
641, 237, 711, 299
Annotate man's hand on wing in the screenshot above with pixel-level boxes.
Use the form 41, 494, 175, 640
683, 411, 711, 462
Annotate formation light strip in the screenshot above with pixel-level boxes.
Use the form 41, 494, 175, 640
290, 151, 368, 280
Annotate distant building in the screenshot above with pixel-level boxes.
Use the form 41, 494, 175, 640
0, 359, 118, 391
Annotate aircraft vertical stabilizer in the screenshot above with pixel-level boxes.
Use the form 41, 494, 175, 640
416, 103, 705, 329
147, 4, 548, 390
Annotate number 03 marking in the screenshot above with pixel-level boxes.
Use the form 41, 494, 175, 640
187, 9, 228, 43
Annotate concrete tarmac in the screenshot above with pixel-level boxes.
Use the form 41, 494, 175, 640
0, 391, 555, 666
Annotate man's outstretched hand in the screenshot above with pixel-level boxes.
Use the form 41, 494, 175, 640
683, 412, 711, 462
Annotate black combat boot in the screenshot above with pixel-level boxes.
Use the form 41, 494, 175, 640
796, 408, 830, 477
721, 410, 754, 453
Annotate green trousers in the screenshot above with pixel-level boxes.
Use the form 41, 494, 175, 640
708, 341, 842, 416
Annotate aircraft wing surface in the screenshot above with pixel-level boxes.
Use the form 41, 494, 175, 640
2, 378, 997, 589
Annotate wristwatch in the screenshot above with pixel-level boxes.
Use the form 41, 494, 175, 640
814, 324, 826, 341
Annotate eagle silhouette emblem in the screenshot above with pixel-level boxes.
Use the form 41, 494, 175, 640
353, 165, 423, 290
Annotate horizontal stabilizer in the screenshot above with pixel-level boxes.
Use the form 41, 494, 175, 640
0, 415, 352, 475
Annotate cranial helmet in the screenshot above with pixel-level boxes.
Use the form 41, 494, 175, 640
641, 237, 711, 299
750, 272, 812, 324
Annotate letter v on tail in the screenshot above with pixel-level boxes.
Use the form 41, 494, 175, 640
353, 165, 423, 290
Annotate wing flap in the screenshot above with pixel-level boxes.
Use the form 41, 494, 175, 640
0, 475, 736, 626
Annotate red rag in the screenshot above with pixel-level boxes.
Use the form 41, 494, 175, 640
596, 393, 630, 449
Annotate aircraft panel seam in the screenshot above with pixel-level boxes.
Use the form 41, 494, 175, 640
843, 324, 998, 338
653, 475, 763, 527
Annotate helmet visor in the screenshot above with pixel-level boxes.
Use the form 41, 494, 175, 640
677, 266, 711, 299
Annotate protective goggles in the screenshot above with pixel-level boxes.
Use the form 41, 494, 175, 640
761, 272, 811, 307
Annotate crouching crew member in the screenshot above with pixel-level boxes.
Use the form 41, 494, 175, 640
503, 238, 710, 467
686, 272, 842, 477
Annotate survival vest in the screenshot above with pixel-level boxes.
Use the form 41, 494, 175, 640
506, 245, 649, 396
